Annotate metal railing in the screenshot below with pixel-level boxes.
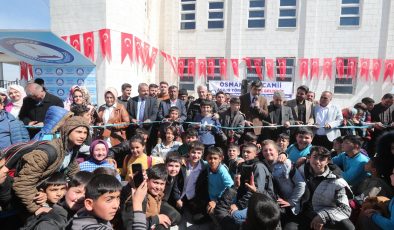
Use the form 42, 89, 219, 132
0, 79, 20, 88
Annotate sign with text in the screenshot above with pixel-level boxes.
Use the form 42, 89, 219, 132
208, 81, 294, 98
34, 65, 97, 105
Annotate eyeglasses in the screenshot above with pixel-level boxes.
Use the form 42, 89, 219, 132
73, 95, 83, 98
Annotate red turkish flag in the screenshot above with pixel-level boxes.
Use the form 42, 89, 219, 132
98, 29, 112, 62
134, 37, 143, 64
244, 57, 253, 72
265, 59, 274, 80
20, 62, 28, 80
298, 58, 308, 79
147, 47, 158, 71
383, 59, 394, 81
219, 59, 227, 79
172, 56, 178, 73
198, 59, 207, 78
178, 59, 185, 77
310, 58, 319, 79
372, 59, 382, 81
28, 64, 33, 79
322, 58, 332, 79
336, 58, 345, 79
142, 42, 150, 68
359, 58, 370, 80
70, 34, 81, 51
61, 36, 67, 41
121, 33, 133, 64
277, 58, 287, 79
231, 59, 239, 78
207, 58, 215, 77
83, 32, 94, 62
347, 58, 357, 79
254, 58, 263, 80
160, 50, 167, 60
188, 58, 196, 76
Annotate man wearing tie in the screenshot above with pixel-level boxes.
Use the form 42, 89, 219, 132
239, 80, 268, 138
126, 83, 158, 137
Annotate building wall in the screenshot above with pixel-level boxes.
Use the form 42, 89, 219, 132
51, 0, 393, 107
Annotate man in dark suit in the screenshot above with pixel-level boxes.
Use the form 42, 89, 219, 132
187, 85, 218, 122
19, 82, 64, 138
264, 91, 294, 140
158, 85, 187, 122
126, 83, 158, 136
239, 80, 268, 137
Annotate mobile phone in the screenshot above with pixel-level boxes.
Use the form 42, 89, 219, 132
131, 163, 144, 188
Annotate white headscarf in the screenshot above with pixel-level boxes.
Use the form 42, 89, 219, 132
7, 85, 26, 107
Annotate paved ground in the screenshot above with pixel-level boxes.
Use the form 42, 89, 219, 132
170, 210, 215, 230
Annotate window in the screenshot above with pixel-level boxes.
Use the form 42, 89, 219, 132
276, 57, 295, 81
334, 57, 357, 94
206, 57, 222, 82
208, 1, 224, 29
246, 58, 265, 81
278, 0, 297, 28
340, 0, 360, 26
179, 58, 195, 91
248, 0, 265, 28
180, 0, 196, 30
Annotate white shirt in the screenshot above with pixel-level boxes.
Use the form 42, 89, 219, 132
103, 103, 116, 124
170, 99, 177, 107
181, 161, 203, 200
315, 105, 329, 135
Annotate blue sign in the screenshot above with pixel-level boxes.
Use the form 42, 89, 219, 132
0, 30, 94, 66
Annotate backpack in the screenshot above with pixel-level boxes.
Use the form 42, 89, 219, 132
1, 140, 58, 177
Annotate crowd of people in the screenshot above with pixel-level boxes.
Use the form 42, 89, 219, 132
0, 78, 393, 230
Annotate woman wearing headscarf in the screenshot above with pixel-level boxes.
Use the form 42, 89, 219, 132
69, 87, 98, 125
97, 87, 130, 147
5, 85, 27, 118
63, 85, 80, 111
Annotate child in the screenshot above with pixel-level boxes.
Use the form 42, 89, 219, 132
285, 127, 313, 167
79, 139, 121, 181
219, 97, 245, 145
226, 144, 244, 180
242, 193, 281, 230
37, 172, 67, 208
260, 140, 306, 227
22, 172, 69, 229
179, 141, 209, 223
331, 136, 344, 158
151, 126, 182, 160
61, 171, 94, 219
163, 152, 182, 205
159, 106, 184, 142
70, 174, 122, 230
146, 164, 180, 229
206, 147, 234, 216
177, 127, 199, 157
354, 157, 394, 202
222, 143, 275, 228
193, 99, 225, 151
122, 135, 162, 181
276, 133, 290, 152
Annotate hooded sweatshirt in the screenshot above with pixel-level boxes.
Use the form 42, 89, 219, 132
13, 116, 90, 213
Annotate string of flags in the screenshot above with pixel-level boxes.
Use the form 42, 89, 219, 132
20, 28, 394, 82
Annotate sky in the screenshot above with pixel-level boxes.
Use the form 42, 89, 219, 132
0, 0, 50, 81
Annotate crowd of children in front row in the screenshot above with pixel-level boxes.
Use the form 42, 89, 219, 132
1, 126, 392, 230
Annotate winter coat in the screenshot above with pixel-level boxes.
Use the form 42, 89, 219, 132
13, 116, 89, 213
0, 110, 29, 149
219, 108, 245, 144
97, 103, 130, 146
298, 163, 353, 224
70, 209, 113, 230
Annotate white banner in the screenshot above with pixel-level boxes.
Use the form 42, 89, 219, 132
208, 81, 294, 98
